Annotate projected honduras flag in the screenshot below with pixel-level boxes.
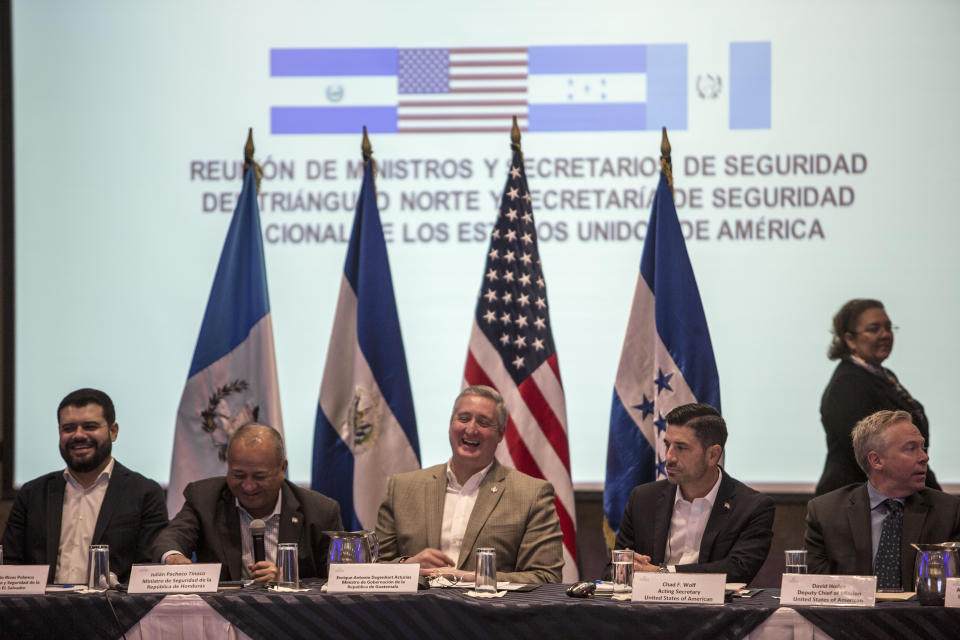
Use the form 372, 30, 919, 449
312, 155, 420, 531
168, 163, 284, 518
603, 169, 721, 539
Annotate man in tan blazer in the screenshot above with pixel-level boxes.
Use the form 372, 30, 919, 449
375, 385, 563, 583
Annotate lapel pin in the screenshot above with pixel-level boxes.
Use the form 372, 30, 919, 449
723, 502, 731, 510
491, 486, 498, 493
292, 516, 300, 524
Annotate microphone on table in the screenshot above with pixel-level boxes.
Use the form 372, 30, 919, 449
251, 519, 266, 563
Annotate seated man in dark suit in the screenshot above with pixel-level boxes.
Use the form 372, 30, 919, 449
155, 423, 342, 583
614, 403, 774, 584
1, 388, 168, 584
805, 409, 960, 590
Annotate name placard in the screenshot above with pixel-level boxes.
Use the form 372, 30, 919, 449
945, 578, 960, 608
631, 573, 726, 604
780, 574, 876, 607
127, 563, 221, 594
326, 563, 420, 593
0, 566, 49, 595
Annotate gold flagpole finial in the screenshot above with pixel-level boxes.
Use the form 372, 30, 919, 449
362, 125, 372, 162
361, 125, 377, 181
510, 116, 523, 162
243, 127, 263, 194
660, 126, 674, 198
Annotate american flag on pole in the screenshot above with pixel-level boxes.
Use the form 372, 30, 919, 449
462, 130, 578, 581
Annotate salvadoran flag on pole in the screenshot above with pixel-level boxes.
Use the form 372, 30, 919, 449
312, 157, 420, 531
167, 164, 283, 518
603, 170, 720, 540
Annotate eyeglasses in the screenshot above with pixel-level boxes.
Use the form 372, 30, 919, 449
850, 324, 899, 336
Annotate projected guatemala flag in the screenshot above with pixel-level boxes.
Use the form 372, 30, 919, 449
312, 155, 420, 531
168, 164, 284, 518
602, 170, 721, 540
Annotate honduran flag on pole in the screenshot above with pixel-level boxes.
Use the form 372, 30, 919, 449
603, 164, 720, 541
463, 126, 578, 581
168, 150, 284, 518
312, 140, 420, 531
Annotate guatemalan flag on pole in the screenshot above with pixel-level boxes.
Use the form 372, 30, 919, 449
312, 129, 420, 531
168, 130, 284, 518
603, 130, 721, 541
463, 120, 578, 581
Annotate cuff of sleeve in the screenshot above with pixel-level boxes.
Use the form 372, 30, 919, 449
667, 565, 676, 573
160, 550, 186, 563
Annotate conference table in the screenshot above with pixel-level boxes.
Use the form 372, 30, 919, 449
1, 582, 957, 640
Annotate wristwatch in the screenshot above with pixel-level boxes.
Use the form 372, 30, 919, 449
658, 564, 669, 573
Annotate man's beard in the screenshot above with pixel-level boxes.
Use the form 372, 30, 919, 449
60, 437, 112, 473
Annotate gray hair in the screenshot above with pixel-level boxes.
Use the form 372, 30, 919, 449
851, 410, 914, 474
228, 423, 286, 466
452, 385, 508, 433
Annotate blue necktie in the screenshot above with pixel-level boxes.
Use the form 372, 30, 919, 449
874, 499, 903, 590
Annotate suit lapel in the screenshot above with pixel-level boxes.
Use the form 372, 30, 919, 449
847, 485, 874, 575
278, 483, 305, 546
901, 492, 930, 590
45, 475, 67, 567
425, 465, 445, 551
456, 461, 506, 569
699, 473, 733, 562
216, 488, 244, 580
653, 482, 676, 565
92, 462, 124, 543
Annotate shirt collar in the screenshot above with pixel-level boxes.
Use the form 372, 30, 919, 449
63, 457, 115, 489
236, 490, 283, 522
445, 459, 495, 492
674, 467, 723, 507
866, 480, 905, 511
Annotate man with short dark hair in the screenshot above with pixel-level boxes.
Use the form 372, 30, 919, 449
614, 403, 774, 584
375, 385, 563, 583
154, 423, 342, 582
805, 409, 960, 590
1, 388, 168, 583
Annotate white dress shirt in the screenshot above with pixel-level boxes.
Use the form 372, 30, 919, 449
664, 470, 723, 569
440, 460, 494, 565
237, 493, 283, 579
56, 458, 115, 584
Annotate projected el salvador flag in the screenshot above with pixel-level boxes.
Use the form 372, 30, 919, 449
312, 154, 420, 531
168, 164, 284, 518
269, 45, 687, 134
603, 170, 720, 538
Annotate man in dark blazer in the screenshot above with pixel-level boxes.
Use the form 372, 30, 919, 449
805, 409, 960, 590
614, 403, 774, 584
154, 423, 342, 582
1, 388, 168, 583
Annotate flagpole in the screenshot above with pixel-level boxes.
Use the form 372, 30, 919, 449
660, 126, 673, 198
511, 115, 523, 160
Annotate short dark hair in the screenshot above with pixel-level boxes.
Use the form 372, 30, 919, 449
828, 298, 884, 360
664, 403, 727, 449
57, 388, 116, 425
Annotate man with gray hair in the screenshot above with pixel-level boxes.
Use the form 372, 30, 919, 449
154, 423, 342, 582
804, 410, 960, 590
375, 385, 563, 583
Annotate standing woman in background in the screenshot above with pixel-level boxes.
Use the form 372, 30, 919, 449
816, 298, 940, 495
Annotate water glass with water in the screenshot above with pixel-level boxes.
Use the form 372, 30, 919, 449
784, 549, 808, 574
87, 545, 110, 589
276, 543, 300, 589
611, 549, 634, 593
474, 547, 497, 594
